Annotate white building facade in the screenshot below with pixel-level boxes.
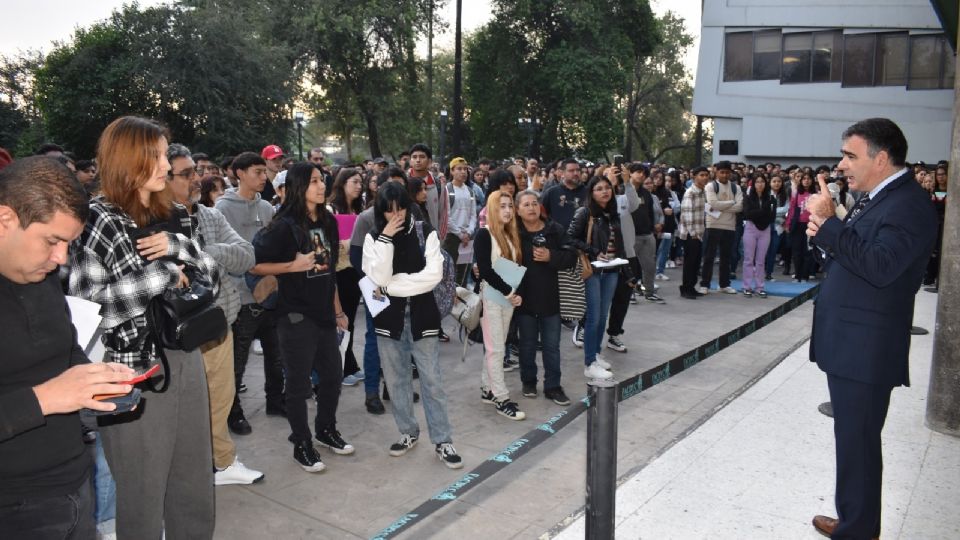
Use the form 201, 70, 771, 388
693, 0, 955, 167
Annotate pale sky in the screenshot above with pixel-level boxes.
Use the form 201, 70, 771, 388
0, 0, 701, 75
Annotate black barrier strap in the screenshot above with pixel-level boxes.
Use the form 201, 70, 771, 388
371, 284, 820, 540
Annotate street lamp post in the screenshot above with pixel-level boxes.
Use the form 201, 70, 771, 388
439, 110, 448, 163
518, 117, 537, 159
294, 111, 304, 161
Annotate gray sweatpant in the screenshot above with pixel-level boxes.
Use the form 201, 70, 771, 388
633, 233, 657, 295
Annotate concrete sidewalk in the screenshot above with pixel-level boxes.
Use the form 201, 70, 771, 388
553, 289, 959, 539
213, 264, 820, 539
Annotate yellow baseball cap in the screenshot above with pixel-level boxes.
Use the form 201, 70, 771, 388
449, 157, 468, 169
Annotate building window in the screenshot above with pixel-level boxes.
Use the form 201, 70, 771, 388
908, 34, 954, 90
753, 31, 782, 80
842, 34, 877, 87
877, 33, 909, 86
724, 32, 753, 81
812, 31, 844, 82
782, 31, 843, 83
724, 30, 782, 81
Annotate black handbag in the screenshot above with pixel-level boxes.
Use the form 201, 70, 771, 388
143, 274, 227, 392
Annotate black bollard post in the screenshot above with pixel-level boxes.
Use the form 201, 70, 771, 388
586, 378, 618, 539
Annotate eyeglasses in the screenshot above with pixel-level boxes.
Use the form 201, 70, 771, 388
196, 165, 220, 174
169, 169, 197, 179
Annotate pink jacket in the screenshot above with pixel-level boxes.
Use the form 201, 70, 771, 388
785, 191, 812, 230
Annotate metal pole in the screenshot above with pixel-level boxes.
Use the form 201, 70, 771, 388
297, 122, 303, 161
586, 379, 618, 539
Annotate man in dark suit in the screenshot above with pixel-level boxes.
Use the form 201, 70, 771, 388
805, 118, 937, 539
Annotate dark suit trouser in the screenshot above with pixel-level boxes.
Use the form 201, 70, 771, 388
681, 238, 702, 292
827, 374, 893, 540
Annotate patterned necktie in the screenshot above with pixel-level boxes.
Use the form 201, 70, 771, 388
847, 194, 870, 222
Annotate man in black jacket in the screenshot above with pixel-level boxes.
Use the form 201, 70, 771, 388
0, 157, 135, 539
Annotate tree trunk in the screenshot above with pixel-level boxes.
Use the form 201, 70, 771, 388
364, 111, 382, 158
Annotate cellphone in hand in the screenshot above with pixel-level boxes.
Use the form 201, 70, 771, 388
613, 155, 625, 167
88, 388, 142, 416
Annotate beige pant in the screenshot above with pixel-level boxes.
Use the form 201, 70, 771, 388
201, 329, 236, 469
480, 295, 514, 400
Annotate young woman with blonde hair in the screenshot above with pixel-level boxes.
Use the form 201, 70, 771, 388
475, 189, 526, 420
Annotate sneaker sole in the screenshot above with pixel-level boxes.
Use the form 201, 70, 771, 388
438, 456, 464, 469
522, 392, 537, 398
606, 344, 627, 353
547, 397, 571, 406
496, 409, 526, 421
214, 473, 265, 486
502, 365, 517, 372
296, 460, 326, 473
315, 441, 355, 456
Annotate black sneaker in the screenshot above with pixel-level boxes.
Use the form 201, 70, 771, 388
481, 388, 496, 404
315, 427, 355, 455
265, 396, 287, 417
435, 442, 463, 469
389, 434, 418, 457
645, 294, 666, 304
572, 323, 584, 348
508, 344, 519, 358
293, 440, 325, 473
543, 386, 571, 406
503, 357, 519, 372
438, 329, 450, 343
606, 335, 627, 353
494, 399, 526, 421
365, 394, 385, 415
228, 411, 252, 436
522, 383, 537, 398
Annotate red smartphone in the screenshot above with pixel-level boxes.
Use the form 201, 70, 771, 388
93, 364, 160, 400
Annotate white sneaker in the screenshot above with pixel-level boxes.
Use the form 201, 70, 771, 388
594, 355, 612, 370
584, 362, 613, 380
721, 286, 738, 294
655, 273, 670, 281
214, 457, 265, 486
252, 339, 263, 355
695, 285, 710, 294
666, 260, 677, 269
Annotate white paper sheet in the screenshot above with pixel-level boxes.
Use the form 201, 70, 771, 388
591, 257, 629, 269
66, 296, 104, 361
359, 276, 391, 317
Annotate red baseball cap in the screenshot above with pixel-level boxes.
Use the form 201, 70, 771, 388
261, 145, 284, 160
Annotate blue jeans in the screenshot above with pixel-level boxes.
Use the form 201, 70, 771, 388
377, 311, 453, 444
363, 304, 382, 395
93, 436, 116, 527
0, 478, 95, 540
656, 234, 673, 274
516, 312, 562, 390
583, 271, 619, 365
765, 227, 782, 277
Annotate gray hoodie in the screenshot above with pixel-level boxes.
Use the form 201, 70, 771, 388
214, 189, 275, 305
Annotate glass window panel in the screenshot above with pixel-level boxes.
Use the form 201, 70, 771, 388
782, 33, 812, 83
878, 34, 908, 86
908, 35, 942, 89
724, 32, 753, 81
753, 30, 782, 80
943, 44, 956, 89
842, 34, 876, 87
811, 31, 840, 82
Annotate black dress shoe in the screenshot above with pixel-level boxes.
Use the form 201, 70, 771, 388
228, 412, 252, 435
910, 326, 929, 335
365, 394, 385, 415
925, 286, 938, 293
817, 401, 833, 418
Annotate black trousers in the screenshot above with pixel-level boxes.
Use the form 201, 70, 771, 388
336, 268, 361, 376
231, 304, 285, 415
0, 477, 94, 540
277, 315, 343, 443
606, 271, 633, 336
827, 373, 893, 540
791, 221, 812, 281
681, 237, 702, 292
700, 228, 734, 288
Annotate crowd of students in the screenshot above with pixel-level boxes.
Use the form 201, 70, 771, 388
0, 118, 948, 539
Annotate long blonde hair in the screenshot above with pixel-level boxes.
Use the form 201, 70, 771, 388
485, 189, 521, 263
97, 116, 172, 226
